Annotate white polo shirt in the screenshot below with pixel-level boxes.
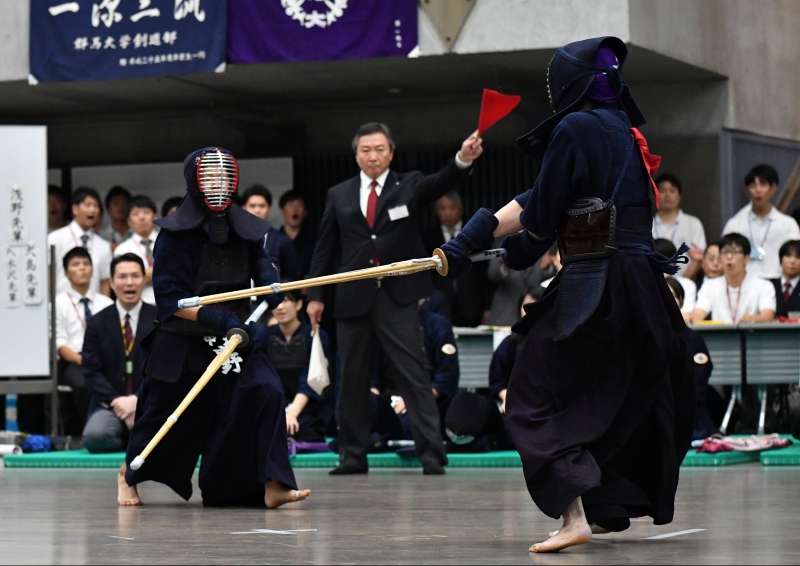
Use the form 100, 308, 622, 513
55, 287, 114, 356
48, 221, 113, 296
653, 209, 707, 276
722, 204, 800, 280
695, 272, 776, 323
114, 230, 158, 306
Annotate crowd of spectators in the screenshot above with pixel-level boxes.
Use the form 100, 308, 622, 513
6, 148, 799, 450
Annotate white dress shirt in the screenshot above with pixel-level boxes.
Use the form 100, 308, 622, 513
441, 220, 463, 243
673, 275, 697, 313
358, 153, 472, 218
55, 287, 114, 356
653, 209, 707, 276
48, 220, 113, 295
695, 272, 776, 323
113, 230, 158, 305
359, 169, 391, 217
116, 300, 144, 338
722, 204, 800, 280
779, 275, 800, 300
99, 225, 132, 247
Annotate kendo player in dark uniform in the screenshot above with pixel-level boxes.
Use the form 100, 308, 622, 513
118, 147, 311, 509
439, 37, 695, 553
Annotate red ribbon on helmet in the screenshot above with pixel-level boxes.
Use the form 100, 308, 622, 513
631, 127, 661, 209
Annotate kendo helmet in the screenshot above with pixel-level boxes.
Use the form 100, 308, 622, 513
193, 148, 239, 212
517, 36, 645, 157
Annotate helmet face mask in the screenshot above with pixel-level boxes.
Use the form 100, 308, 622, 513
196, 149, 239, 212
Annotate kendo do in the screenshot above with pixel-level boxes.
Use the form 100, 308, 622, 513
441, 37, 695, 553
118, 147, 311, 509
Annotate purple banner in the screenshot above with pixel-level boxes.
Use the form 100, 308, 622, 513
228, 0, 418, 64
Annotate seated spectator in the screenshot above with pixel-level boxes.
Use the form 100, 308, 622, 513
279, 190, 317, 281
113, 196, 159, 305
161, 196, 183, 218
82, 254, 157, 453
424, 192, 490, 327
240, 184, 298, 280
369, 307, 460, 445
722, 164, 800, 279
55, 247, 114, 432
256, 290, 332, 442
655, 238, 697, 323
48, 185, 67, 233
665, 278, 718, 440
694, 242, 723, 289
652, 173, 707, 278
48, 187, 113, 296
771, 240, 800, 318
692, 233, 776, 324
100, 186, 132, 251
487, 244, 555, 326
444, 293, 539, 452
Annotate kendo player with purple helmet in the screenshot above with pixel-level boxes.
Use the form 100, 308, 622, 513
439, 37, 695, 553
118, 147, 311, 509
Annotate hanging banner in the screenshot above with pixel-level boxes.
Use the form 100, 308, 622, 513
228, 0, 419, 64
29, 0, 227, 83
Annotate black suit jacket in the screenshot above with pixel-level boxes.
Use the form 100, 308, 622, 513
308, 158, 471, 319
82, 302, 158, 414
771, 278, 800, 318
423, 224, 489, 327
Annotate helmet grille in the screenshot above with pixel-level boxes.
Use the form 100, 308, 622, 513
197, 150, 238, 211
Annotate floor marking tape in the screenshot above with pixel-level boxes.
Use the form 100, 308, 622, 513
646, 528, 706, 540
231, 529, 317, 535
108, 535, 135, 540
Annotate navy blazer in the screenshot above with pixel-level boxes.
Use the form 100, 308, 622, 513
307, 159, 471, 319
82, 302, 158, 415
771, 278, 800, 318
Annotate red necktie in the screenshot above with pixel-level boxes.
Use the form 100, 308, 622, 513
366, 180, 380, 266
123, 314, 134, 395
784, 281, 791, 304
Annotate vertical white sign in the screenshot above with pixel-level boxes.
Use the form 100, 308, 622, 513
0, 127, 49, 376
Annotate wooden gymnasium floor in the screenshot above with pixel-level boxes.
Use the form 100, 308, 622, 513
0, 463, 798, 564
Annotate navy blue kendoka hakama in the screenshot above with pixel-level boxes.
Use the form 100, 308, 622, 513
506, 107, 695, 531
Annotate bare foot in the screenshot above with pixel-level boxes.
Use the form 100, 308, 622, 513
117, 464, 142, 506
550, 525, 612, 537
531, 497, 592, 553
264, 479, 311, 509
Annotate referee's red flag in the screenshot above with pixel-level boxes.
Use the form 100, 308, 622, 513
478, 89, 521, 135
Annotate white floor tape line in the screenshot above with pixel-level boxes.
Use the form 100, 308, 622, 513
645, 529, 706, 540
231, 529, 317, 535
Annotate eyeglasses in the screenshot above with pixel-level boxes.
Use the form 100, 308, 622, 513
719, 247, 744, 257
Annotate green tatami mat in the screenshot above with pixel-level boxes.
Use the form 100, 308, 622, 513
760, 444, 800, 466
2, 449, 524, 469
681, 449, 760, 467
4, 450, 127, 468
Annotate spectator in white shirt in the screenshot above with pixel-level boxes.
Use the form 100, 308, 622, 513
652, 173, 707, 278
721, 164, 800, 280
55, 247, 114, 429
770, 240, 800, 318
113, 196, 158, 305
655, 238, 696, 323
99, 186, 132, 251
48, 187, 113, 297
692, 233, 776, 324
694, 242, 723, 289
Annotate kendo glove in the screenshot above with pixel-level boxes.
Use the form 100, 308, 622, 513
501, 231, 555, 271
197, 304, 258, 344
440, 208, 499, 278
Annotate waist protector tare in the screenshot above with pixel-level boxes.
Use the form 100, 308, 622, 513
557, 198, 617, 265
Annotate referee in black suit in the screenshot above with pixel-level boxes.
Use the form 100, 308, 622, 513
307, 122, 483, 475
